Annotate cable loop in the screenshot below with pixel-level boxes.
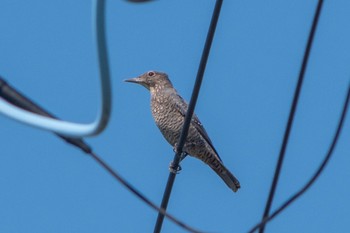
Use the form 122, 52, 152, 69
0, 0, 111, 137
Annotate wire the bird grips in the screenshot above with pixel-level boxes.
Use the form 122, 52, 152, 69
0, 0, 111, 137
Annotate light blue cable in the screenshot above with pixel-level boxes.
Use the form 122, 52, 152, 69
0, 0, 111, 137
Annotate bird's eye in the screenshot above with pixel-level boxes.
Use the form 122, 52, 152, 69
148, 71, 155, 77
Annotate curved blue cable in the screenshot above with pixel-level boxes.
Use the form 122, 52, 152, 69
0, 0, 111, 137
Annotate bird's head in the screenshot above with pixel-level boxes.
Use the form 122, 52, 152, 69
124, 71, 173, 92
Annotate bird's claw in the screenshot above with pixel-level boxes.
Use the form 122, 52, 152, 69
169, 161, 182, 174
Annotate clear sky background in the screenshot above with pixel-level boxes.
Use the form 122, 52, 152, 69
1, 1, 350, 233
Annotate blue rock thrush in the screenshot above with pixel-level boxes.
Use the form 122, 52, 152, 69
125, 71, 240, 192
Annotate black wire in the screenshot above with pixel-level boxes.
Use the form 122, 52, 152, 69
248, 83, 350, 233
153, 1, 223, 232
259, 1, 324, 233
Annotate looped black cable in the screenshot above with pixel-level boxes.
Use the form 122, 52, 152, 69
248, 83, 350, 233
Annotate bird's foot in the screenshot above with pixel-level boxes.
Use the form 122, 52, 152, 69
169, 161, 182, 174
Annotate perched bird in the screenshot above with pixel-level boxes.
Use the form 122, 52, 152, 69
125, 71, 240, 192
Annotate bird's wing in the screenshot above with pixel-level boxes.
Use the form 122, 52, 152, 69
171, 92, 222, 162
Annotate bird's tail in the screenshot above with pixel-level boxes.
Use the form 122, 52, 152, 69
211, 162, 241, 192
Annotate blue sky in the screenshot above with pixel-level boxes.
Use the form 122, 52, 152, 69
1, 1, 350, 232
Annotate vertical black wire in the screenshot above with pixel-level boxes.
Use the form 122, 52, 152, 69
258, 1, 324, 233
153, 1, 223, 232
249, 83, 350, 233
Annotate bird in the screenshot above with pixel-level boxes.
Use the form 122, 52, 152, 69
125, 71, 240, 192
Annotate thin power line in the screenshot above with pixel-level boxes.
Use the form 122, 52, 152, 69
249, 83, 350, 233
153, 0, 223, 232
259, 1, 324, 233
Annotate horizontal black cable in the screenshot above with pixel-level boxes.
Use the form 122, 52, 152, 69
259, 1, 324, 232
248, 83, 350, 233
0, 77, 205, 233
153, 1, 223, 232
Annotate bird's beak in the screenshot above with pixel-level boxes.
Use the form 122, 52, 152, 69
124, 76, 150, 90
124, 77, 141, 84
